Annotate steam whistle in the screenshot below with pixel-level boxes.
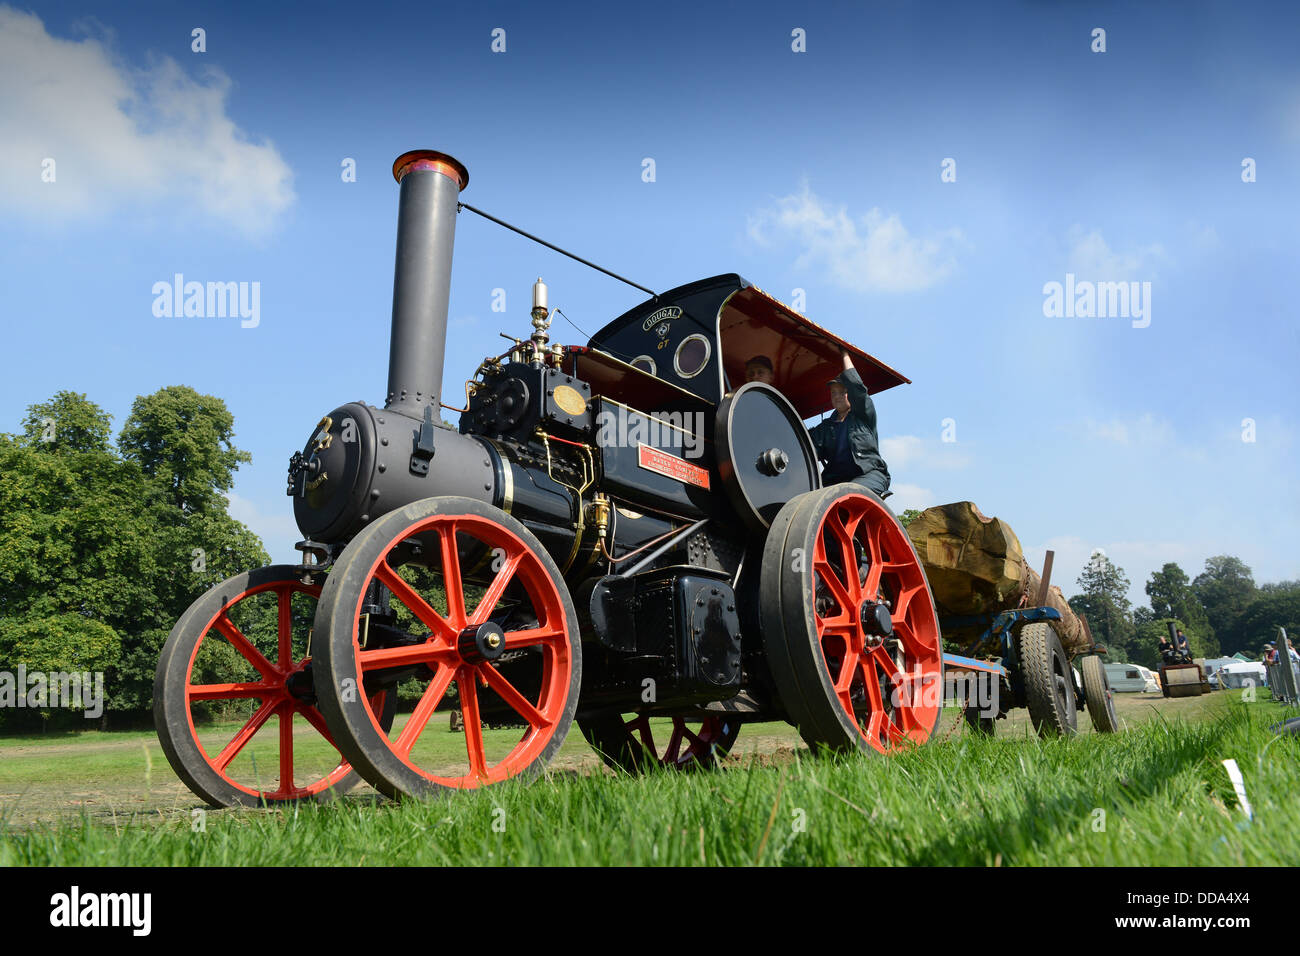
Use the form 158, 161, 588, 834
530, 277, 552, 356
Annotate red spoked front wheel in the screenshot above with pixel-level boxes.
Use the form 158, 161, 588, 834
154, 566, 394, 807
579, 713, 740, 772
760, 486, 944, 755
313, 497, 581, 799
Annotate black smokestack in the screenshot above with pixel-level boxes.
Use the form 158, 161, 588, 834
386, 150, 469, 416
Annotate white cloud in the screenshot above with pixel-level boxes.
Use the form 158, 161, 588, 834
1077, 412, 1174, 447
0, 7, 293, 237
880, 434, 970, 471
747, 181, 962, 293
1065, 225, 1165, 280
885, 482, 935, 514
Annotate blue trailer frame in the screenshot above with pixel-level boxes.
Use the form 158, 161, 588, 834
940, 606, 1072, 721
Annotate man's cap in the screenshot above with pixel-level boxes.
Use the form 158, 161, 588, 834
745, 355, 773, 371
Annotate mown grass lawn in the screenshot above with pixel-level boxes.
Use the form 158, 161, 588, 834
1, 692, 1297, 866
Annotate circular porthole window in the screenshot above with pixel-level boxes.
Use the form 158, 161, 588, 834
629, 355, 657, 375
673, 334, 711, 378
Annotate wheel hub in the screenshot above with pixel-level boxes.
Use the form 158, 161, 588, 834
860, 601, 893, 645
458, 621, 507, 664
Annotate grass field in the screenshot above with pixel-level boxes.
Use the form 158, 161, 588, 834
1, 691, 1298, 866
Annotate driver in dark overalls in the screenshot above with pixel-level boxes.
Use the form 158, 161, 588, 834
809, 349, 891, 497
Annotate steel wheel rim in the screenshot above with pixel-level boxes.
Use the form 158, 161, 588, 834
599, 714, 738, 771
809, 493, 943, 753
345, 511, 575, 789
165, 572, 385, 804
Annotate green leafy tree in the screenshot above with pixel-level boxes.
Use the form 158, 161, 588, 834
18, 390, 113, 454
0, 613, 120, 729
1145, 562, 1217, 656
897, 509, 922, 528
1190, 556, 1258, 655
118, 386, 251, 515
1, 389, 270, 722
1233, 585, 1300, 659
1193, 556, 1256, 622
1068, 549, 1135, 661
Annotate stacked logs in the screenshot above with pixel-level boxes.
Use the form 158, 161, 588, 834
904, 501, 1090, 654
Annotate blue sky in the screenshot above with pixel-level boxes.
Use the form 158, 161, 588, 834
2, 0, 1297, 605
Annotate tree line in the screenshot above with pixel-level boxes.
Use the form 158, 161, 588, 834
0, 389, 268, 730
1066, 550, 1297, 670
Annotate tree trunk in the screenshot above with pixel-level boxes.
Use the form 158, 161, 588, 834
906, 501, 1091, 654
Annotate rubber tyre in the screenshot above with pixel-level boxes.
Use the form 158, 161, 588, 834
1015, 622, 1078, 737
1080, 654, 1120, 733
759, 485, 944, 755
579, 714, 740, 773
313, 496, 581, 799
154, 565, 394, 808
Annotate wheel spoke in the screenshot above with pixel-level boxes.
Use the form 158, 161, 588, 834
860, 655, 885, 715
458, 668, 488, 779
279, 706, 294, 792
276, 586, 293, 670
629, 714, 655, 755
297, 702, 343, 752
478, 664, 549, 728
865, 521, 882, 568
864, 561, 883, 599
374, 563, 457, 645
358, 640, 457, 672
438, 522, 466, 626
213, 614, 278, 680
501, 625, 564, 649
467, 550, 522, 627
823, 514, 860, 599
813, 559, 855, 617
892, 616, 937, 656
663, 721, 685, 763
833, 649, 860, 695
214, 697, 278, 772
891, 583, 919, 624
394, 665, 456, 755
188, 680, 277, 701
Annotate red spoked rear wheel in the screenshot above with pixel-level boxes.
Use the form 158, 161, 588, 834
579, 713, 740, 772
154, 566, 394, 807
313, 497, 581, 799
760, 486, 943, 755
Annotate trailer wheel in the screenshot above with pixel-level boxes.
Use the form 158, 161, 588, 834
154, 566, 395, 807
313, 497, 581, 799
759, 485, 944, 755
1015, 622, 1077, 737
579, 714, 740, 772
1080, 655, 1120, 733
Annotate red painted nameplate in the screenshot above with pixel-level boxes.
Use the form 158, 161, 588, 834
637, 444, 710, 489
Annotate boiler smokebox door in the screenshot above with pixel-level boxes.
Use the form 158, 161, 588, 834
714, 382, 820, 532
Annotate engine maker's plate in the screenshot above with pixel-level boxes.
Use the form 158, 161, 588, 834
714, 382, 820, 531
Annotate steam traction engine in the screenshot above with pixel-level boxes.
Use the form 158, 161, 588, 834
153, 150, 944, 805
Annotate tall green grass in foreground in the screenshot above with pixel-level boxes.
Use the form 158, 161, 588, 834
3, 698, 1298, 866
